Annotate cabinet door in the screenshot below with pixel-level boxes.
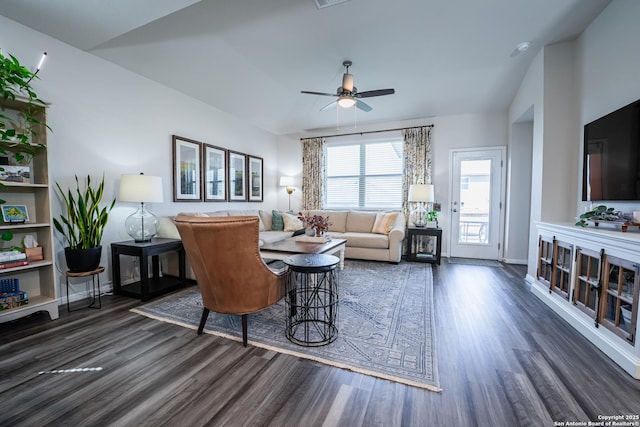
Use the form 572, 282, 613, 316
573, 247, 602, 325
551, 240, 573, 299
537, 235, 554, 288
600, 255, 638, 345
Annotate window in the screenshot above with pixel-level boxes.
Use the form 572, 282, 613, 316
325, 136, 403, 209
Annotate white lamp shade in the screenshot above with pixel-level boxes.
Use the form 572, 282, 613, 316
119, 174, 163, 203
408, 184, 434, 203
279, 176, 294, 187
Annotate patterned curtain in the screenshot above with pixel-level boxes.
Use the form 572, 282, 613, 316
402, 126, 433, 221
301, 137, 325, 210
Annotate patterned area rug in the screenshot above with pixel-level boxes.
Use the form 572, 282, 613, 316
447, 257, 503, 267
131, 260, 440, 392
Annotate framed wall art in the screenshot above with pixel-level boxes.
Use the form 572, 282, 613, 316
172, 135, 202, 202
228, 150, 247, 201
248, 155, 263, 202
203, 144, 227, 202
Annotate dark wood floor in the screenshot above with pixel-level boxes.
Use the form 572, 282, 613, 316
1, 260, 639, 427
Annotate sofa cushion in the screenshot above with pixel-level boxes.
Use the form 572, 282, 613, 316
259, 230, 292, 245
282, 212, 303, 231
203, 211, 228, 217
372, 211, 399, 235
346, 211, 377, 233
259, 210, 273, 231
157, 216, 180, 239
271, 210, 294, 230
306, 210, 347, 232
227, 209, 264, 231
341, 232, 390, 249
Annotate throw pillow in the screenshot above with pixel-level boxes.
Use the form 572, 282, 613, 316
283, 212, 304, 231
372, 211, 399, 235
271, 210, 293, 230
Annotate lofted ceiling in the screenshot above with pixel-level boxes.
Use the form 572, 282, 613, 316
0, 0, 610, 135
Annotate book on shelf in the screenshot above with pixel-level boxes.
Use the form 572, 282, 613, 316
0, 250, 27, 263
0, 290, 29, 310
0, 277, 20, 293
0, 260, 28, 269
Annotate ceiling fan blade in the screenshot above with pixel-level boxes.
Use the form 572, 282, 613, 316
301, 90, 337, 97
356, 100, 372, 112
320, 100, 337, 111
356, 88, 395, 98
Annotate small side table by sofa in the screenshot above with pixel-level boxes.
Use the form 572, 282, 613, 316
111, 238, 186, 301
284, 253, 340, 347
406, 227, 442, 265
66, 266, 104, 312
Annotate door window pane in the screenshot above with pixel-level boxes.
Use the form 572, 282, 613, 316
458, 159, 491, 244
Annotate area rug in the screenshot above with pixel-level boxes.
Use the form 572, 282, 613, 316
131, 260, 440, 392
447, 257, 503, 267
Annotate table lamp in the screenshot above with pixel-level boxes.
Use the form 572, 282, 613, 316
408, 184, 434, 227
119, 173, 163, 242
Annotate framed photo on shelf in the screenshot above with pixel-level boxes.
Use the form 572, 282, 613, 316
203, 144, 227, 202
172, 135, 202, 202
1, 205, 29, 223
247, 155, 263, 202
228, 150, 247, 201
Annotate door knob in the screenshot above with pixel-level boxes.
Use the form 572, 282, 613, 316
453, 209, 457, 213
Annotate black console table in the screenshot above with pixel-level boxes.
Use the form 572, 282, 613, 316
406, 227, 442, 265
111, 238, 186, 301
284, 253, 340, 346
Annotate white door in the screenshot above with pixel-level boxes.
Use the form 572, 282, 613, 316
449, 148, 505, 260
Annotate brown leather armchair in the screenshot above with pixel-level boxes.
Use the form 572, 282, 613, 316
174, 215, 286, 346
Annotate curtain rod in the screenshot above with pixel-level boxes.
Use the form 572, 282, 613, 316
300, 124, 434, 140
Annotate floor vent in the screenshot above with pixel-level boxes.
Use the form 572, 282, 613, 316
314, 0, 351, 9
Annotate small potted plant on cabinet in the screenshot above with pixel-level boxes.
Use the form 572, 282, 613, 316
53, 175, 115, 272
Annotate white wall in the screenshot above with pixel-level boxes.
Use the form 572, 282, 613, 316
512, 0, 640, 278
576, 0, 640, 215
504, 118, 533, 263
1, 16, 280, 299
279, 112, 508, 256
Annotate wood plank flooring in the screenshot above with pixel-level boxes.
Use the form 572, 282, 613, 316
1, 260, 639, 426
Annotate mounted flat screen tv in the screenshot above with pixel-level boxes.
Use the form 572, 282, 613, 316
582, 98, 640, 201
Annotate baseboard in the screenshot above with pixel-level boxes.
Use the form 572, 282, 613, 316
501, 258, 528, 265
62, 280, 113, 305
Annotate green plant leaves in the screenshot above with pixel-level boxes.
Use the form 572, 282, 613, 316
575, 205, 624, 227
1, 48, 47, 163
54, 175, 115, 249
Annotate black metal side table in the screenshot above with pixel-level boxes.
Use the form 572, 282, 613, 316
111, 238, 186, 301
405, 227, 442, 265
284, 253, 340, 347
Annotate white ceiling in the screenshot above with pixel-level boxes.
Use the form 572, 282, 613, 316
0, 0, 610, 136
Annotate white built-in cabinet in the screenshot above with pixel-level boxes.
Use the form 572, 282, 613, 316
533, 222, 640, 378
0, 96, 58, 322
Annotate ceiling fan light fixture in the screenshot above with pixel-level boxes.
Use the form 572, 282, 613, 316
337, 96, 356, 108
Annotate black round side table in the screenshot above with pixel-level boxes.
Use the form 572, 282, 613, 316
284, 253, 340, 346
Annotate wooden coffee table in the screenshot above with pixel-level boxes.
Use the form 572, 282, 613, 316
261, 237, 347, 270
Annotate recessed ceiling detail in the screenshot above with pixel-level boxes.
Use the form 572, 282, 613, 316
313, 0, 351, 10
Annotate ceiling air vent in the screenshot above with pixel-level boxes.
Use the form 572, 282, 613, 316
314, 0, 351, 9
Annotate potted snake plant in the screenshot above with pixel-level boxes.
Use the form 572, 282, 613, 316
53, 175, 115, 272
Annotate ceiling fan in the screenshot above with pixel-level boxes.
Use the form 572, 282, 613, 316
301, 60, 395, 112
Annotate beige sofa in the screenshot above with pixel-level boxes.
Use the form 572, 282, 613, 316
157, 209, 406, 278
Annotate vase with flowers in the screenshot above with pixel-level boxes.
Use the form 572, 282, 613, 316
298, 212, 331, 237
